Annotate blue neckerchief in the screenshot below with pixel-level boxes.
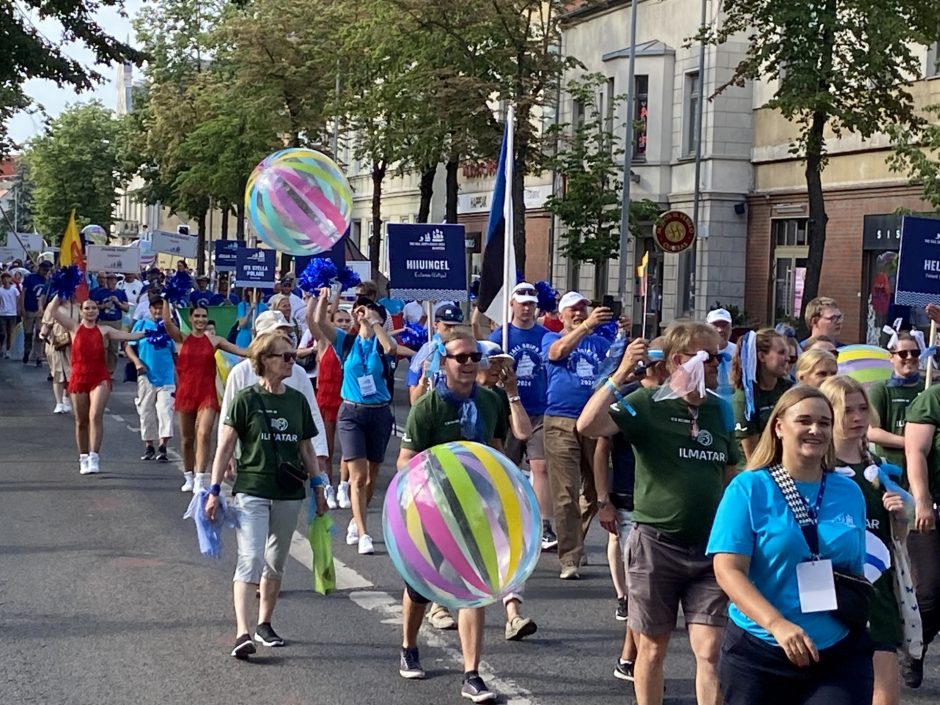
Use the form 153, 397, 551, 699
434, 379, 484, 442
887, 372, 922, 387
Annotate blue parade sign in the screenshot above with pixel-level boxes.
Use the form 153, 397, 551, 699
896, 215, 940, 307
294, 238, 346, 274
213, 240, 239, 272
236, 248, 277, 288
387, 223, 468, 301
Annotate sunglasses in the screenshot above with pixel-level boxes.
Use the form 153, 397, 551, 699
446, 352, 483, 364
266, 351, 297, 362
892, 350, 919, 360
514, 288, 537, 297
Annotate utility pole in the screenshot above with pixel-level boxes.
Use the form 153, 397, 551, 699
617, 0, 639, 312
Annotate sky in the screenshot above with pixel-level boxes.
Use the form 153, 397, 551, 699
6, 0, 143, 148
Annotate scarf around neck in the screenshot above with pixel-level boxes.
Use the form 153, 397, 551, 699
435, 378, 485, 442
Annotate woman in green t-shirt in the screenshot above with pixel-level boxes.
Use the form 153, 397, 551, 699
821, 376, 909, 705
868, 332, 924, 472
206, 331, 327, 660
732, 328, 794, 464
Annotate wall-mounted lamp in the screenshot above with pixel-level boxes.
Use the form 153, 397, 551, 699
734, 202, 746, 216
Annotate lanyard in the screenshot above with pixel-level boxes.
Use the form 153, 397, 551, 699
801, 472, 827, 523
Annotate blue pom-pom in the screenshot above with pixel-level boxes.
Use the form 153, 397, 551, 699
595, 321, 619, 341
164, 272, 194, 306
535, 280, 558, 312
335, 265, 361, 292
145, 321, 172, 349
398, 322, 428, 350
49, 265, 82, 300
298, 258, 337, 293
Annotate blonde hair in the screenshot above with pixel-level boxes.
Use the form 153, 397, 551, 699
248, 331, 292, 376
747, 385, 837, 470
819, 375, 880, 443
795, 349, 837, 385
660, 321, 719, 372
804, 296, 838, 330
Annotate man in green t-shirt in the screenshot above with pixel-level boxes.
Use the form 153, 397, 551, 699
395, 328, 510, 703
578, 321, 738, 705
868, 332, 925, 473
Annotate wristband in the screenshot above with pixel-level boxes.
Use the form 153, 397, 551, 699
605, 377, 637, 416
507, 395, 521, 404
208, 483, 221, 496
310, 472, 330, 489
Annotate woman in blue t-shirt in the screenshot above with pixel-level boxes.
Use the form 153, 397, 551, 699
707, 385, 871, 705
309, 288, 396, 556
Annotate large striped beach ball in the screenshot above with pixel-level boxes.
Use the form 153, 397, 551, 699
383, 441, 542, 610
245, 148, 352, 256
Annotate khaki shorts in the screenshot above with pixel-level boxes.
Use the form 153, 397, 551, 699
626, 524, 728, 635
47, 345, 71, 384
505, 415, 545, 463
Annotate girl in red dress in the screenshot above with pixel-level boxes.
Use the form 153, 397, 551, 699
163, 300, 245, 492
53, 297, 145, 474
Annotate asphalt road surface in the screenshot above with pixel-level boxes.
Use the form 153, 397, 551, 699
3, 362, 939, 705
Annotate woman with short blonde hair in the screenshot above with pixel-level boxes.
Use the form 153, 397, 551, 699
795, 349, 838, 388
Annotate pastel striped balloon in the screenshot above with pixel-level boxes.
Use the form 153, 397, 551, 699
245, 148, 352, 256
837, 344, 892, 388
383, 441, 542, 610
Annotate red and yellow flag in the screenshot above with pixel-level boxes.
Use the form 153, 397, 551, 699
60, 210, 89, 302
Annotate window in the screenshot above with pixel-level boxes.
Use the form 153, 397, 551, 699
771, 218, 809, 323
605, 77, 616, 141
572, 99, 585, 131
772, 218, 808, 247
633, 75, 649, 160
685, 72, 701, 157
351, 221, 363, 251
929, 42, 939, 78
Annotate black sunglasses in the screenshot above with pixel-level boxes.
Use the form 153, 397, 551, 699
267, 351, 297, 362
446, 352, 483, 364
514, 288, 537, 296
892, 350, 919, 360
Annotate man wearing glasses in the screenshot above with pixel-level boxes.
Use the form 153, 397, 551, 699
802, 296, 844, 347
542, 291, 613, 579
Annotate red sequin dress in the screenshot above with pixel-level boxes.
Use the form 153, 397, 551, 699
316, 345, 343, 423
174, 333, 220, 413
67, 325, 111, 394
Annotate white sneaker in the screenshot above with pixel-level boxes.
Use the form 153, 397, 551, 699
325, 485, 338, 510
62, 400, 72, 413
358, 534, 375, 555
337, 481, 351, 509
79, 454, 90, 474
86, 452, 100, 474
346, 518, 359, 546
180, 472, 194, 492
193, 472, 210, 494
53, 403, 65, 414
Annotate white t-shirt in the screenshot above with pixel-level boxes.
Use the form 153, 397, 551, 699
298, 329, 318, 379
721, 341, 737, 359
120, 279, 145, 306
403, 301, 424, 324
0, 286, 19, 316
133, 297, 153, 322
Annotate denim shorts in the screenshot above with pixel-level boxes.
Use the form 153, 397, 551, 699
233, 494, 303, 584
338, 401, 393, 463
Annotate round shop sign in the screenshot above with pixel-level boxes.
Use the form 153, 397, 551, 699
654, 210, 696, 253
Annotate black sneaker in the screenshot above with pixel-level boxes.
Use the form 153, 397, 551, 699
615, 596, 628, 621
155, 445, 169, 463
902, 655, 924, 688
140, 446, 155, 461
614, 658, 635, 682
541, 523, 558, 551
461, 672, 496, 702
254, 622, 285, 647
231, 633, 256, 659
399, 646, 426, 679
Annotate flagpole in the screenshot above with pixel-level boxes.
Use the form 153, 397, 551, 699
502, 105, 515, 353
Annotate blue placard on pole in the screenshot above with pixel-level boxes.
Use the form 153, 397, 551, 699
387, 223, 468, 301
236, 248, 277, 288
213, 240, 239, 272
896, 216, 940, 306
294, 238, 346, 275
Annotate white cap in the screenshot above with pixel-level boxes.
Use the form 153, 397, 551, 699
511, 282, 538, 304
706, 308, 732, 325
254, 310, 293, 335
558, 291, 590, 312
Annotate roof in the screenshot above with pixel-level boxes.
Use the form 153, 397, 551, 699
603, 40, 675, 62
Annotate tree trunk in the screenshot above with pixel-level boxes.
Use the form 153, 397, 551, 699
445, 159, 459, 224
196, 210, 208, 275
235, 193, 246, 242
417, 165, 436, 223
798, 110, 829, 336
512, 137, 527, 280
370, 161, 387, 275
220, 205, 230, 240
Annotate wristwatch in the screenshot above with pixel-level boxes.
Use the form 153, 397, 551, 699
597, 498, 610, 510
507, 395, 521, 404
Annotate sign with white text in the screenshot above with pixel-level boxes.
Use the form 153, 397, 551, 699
387, 223, 467, 301
86, 245, 141, 273
151, 229, 198, 258
213, 240, 239, 272
236, 248, 277, 288
896, 216, 940, 307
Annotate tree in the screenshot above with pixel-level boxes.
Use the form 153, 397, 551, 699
8, 159, 35, 233
23, 102, 123, 242
544, 74, 659, 299
706, 0, 940, 332
889, 105, 940, 210
0, 0, 143, 153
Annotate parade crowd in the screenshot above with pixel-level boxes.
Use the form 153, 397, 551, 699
6, 254, 940, 705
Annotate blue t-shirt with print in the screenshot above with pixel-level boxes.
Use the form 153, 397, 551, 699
128, 320, 177, 387
90, 287, 128, 322
490, 324, 548, 416
189, 289, 214, 309
333, 329, 392, 405
235, 301, 269, 348
541, 331, 611, 418
22, 273, 48, 313
707, 470, 867, 650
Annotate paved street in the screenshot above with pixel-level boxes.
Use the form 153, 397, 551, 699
2, 363, 940, 705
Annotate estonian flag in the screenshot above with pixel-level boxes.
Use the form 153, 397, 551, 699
477, 117, 516, 326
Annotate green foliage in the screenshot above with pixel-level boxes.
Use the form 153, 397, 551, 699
8, 159, 34, 233
0, 0, 143, 154
22, 102, 123, 242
